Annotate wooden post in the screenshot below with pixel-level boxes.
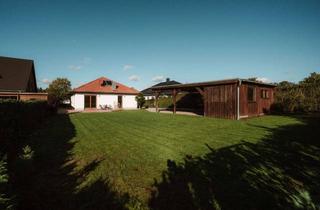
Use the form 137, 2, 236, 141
196, 87, 206, 116
172, 89, 177, 114
195, 87, 204, 96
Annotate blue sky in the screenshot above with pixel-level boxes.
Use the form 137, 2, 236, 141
1, 0, 319, 90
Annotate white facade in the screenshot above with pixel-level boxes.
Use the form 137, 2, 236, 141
71, 94, 85, 110
145, 95, 155, 100
122, 95, 137, 108
71, 93, 137, 110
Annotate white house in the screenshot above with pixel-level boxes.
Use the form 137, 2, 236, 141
71, 77, 139, 110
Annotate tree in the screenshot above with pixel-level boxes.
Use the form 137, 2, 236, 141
47, 78, 72, 104
37, 87, 47, 93
135, 93, 146, 109
247, 77, 258, 82
274, 72, 320, 112
299, 72, 320, 111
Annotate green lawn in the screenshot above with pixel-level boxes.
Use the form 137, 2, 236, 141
16, 111, 320, 209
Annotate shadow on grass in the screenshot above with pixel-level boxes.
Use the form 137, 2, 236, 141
13, 114, 130, 210
149, 116, 320, 210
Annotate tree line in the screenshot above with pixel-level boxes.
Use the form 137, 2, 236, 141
273, 72, 320, 113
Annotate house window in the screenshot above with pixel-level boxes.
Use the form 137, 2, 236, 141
247, 86, 256, 102
84, 95, 97, 108
261, 89, 269, 99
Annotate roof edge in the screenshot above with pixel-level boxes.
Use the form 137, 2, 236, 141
0, 56, 34, 62
72, 91, 139, 95
152, 78, 276, 90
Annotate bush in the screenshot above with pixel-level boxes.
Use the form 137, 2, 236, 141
144, 96, 173, 108
273, 73, 320, 113
144, 93, 204, 110
144, 99, 155, 108
0, 100, 53, 160
0, 100, 53, 209
0, 158, 13, 210
135, 93, 146, 109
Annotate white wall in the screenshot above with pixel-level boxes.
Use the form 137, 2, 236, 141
71, 94, 85, 110
145, 95, 155, 100
97, 94, 118, 109
71, 93, 138, 110
122, 95, 137, 109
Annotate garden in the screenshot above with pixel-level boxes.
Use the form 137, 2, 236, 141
2, 110, 319, 209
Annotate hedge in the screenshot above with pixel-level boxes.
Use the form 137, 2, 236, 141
0, 158, 12, 210
272, 73, 320, 113
0, 100, 54, 159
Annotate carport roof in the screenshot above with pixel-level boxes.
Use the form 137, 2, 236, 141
152, 78, 276, 91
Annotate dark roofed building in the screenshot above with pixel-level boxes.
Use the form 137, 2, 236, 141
141, 78, 180, 99
0, 56, 48, 101
0, 56, 37, 92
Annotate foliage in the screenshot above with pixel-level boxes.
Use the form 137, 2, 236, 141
0, 100, 52, 157
135, 93, 146, 109
144, 98, 154, 108
274, 72, 320, 113
144, 93, 203, 110
299, 72, 320, 111
248, 77, 258, 81
157, 96, 174, 108
19, 145, 34, 160
37, 87, 47, 93
0, 158, 13, 210
47, 78, 72, 104
144, 96, 173, 108
0, 100, 53, 210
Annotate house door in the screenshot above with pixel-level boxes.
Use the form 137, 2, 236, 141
84, 95, 97, 108
118, 96, 122, 108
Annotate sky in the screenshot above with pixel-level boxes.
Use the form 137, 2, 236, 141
0, 0, 320, 90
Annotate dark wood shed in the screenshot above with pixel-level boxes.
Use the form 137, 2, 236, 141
152, 78, 276, 120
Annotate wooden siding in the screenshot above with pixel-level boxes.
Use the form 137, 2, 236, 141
239, 84, 274, 117
0, 92, 48, 101
257, 86, 274, 114
20, 93, 48, 101
204, 84, 237, 119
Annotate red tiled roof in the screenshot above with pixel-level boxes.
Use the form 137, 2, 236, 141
73, 77, 139, 94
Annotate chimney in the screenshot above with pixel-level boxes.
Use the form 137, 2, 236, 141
112, 81, 117, 90
166, 78, 170, 82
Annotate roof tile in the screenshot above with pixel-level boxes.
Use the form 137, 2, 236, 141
73, 77, 139, 94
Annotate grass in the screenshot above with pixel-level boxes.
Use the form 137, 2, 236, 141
14, 111, 320, 209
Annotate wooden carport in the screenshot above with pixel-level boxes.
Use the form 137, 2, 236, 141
151, 78, 276, 120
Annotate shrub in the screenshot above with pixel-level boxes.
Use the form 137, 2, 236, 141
273, 73, 320, 113
0, 100, 53, 161
144, 93, 204, 110
0, 158, 13, 210
0, 100, 52, 209
135, 93, 146, 109
144, 99, 155, 108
